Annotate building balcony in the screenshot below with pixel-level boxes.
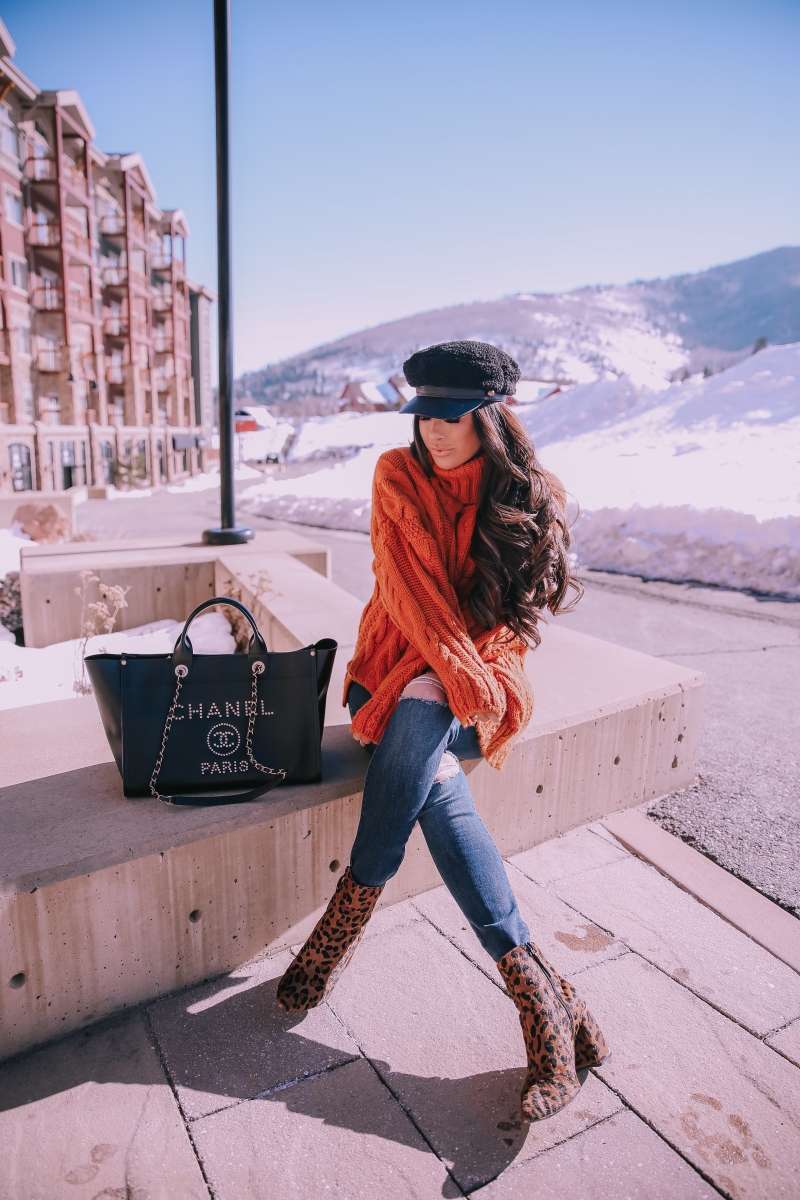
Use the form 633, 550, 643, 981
32, 287, 63, 311
106, 364, 124, 386
28, 223, 60, 248
64, 227, 92, 258
104, 315, 129, 337
151, 251, 172, 270
151, 293, 172, 312
61, 159, 88, 196
100, 214, 126, 236
25, 155, 57, 182
81, 353, 98, 382
37, 349, 62, 373
103, 265, 127, 287
68, 291, 94, 317
152, 336, 174, 355
25, 155, 88, 195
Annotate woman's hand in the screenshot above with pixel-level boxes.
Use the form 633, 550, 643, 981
466, 711, 501, 727
351, 727, 370, 746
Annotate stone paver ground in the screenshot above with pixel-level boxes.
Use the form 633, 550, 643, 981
2, 824, 799, 1199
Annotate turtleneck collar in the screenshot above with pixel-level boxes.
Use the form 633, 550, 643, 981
431, 453, 484, 506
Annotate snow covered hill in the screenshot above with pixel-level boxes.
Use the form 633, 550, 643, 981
239, 343, 800, 597
525, 344, 800, 595
237, 247, 800, 408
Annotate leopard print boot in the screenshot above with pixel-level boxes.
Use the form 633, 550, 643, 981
561, 974, 610, 1070
276, 867, 382, 1011
529, 945, 610, 1069
497, 941, 607, 1122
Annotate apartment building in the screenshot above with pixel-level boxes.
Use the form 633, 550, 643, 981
0, 20, 216, 496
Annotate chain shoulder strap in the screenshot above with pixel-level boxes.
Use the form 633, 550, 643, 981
246, 661, 286, 781
150, 661, 285, 805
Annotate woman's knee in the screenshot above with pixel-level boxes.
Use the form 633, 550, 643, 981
433, 749, 460, 783
400, 674, 448, 705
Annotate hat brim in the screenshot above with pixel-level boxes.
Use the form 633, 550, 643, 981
399, 395, 494, 419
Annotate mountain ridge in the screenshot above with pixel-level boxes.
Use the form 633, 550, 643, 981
236, 246, 800, 407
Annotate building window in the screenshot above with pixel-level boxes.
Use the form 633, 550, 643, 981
9, 443, 33, 491
3, 188, 22, 225
14, 326, 31, 356
21, 384, 35, 421
100, 440, 115, 484
9, 257, 27, 291
41, 394, 61, 426
0, 105, 18, 160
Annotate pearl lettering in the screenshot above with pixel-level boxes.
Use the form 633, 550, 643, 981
177, 697, 274, 720
202, 760, 252, 775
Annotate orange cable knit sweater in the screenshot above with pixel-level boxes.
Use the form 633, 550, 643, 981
343, 447, 534, 769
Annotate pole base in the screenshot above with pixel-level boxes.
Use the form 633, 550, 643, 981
202, 526, 255, 546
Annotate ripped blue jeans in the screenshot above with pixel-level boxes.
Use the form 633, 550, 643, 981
347, 682, 530, 962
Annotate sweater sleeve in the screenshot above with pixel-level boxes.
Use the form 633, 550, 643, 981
358, 455, 506, 728
472, 630, 534, 768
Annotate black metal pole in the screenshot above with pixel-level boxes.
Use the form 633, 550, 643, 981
203, 0, 253, 545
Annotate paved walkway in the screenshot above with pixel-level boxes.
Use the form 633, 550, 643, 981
2, 823, 799, 1199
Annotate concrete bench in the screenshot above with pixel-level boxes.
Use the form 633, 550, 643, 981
18, 531, 330, 647
0, 542, 704, 1060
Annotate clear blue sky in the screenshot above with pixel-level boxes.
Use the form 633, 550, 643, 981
5, 0, 799, 373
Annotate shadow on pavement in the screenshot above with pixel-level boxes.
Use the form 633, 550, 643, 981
0, 968, 547, 1194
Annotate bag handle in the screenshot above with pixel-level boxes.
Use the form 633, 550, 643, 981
172, 596, 267, 671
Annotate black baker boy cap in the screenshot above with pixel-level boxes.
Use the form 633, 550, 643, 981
400, 340, 521, 419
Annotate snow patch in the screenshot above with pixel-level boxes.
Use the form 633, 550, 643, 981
570, 507, 800, 598
0, 611, 236, 711
167, 464, 263, 493
0, 526, 31, 581
287, 411, 414, 462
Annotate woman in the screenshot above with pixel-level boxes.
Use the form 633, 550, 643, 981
277, 340, 609, 1122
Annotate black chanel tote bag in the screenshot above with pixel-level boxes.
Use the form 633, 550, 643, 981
85, 597, 337, 806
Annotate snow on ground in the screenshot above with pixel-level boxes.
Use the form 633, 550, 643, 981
240, 445, 384, 532
0, 612, 236, 710
524, 344, 800, 595
0, 526, 31, 579
167, 463, 262, 493
287, 411, 414, 462
240, 344, 800, 597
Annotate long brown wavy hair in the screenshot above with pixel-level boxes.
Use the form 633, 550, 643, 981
411, 404, 582, 646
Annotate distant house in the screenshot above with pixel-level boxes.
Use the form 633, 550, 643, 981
388, 375, 414, 405
339, 380, 403, 413
234, 405, 293, 462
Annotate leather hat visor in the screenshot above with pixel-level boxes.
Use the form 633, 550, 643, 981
399, 385, 509, 419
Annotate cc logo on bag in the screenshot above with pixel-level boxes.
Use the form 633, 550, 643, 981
207, 723, 241, 757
